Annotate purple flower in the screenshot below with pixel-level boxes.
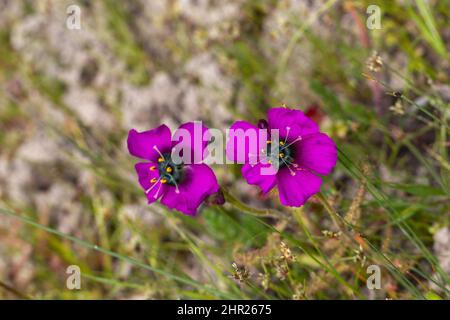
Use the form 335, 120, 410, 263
226, 107, 337, 207
127, 122, 219, 216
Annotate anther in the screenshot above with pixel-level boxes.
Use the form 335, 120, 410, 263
283, 136, 303, 149
258, 119, 269, 129
153, 182, 163, 199
150, 178, 157, 183
146, 177, 161, 194
161, 179, 167, 184
166, 166, 173, 173
174, 182, 180, 194
153, 145, 165, 160
284, 126, 291, 143
150, 166, 156, 171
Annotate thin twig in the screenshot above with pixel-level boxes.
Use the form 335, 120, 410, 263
0, 280, 31, 300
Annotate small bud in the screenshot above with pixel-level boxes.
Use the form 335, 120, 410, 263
322, 230, 342, 238
389, 100, 405, 115
257, 119, 269, 129
230, 262, 250, 283
366, 51, 383, 72
352, 245, 367, 267
258, 273, 270, 291
275, 264, 289, 280
280, 241, 296, 262
204, 189, 225, 206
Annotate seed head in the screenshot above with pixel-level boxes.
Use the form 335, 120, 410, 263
366, 51, 383, 72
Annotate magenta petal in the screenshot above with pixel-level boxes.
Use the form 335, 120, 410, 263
135, 163, 166, 204
294, 133, 337, 175
226, 120, 265, 164
267, 107, 319, 141
277, 168, 322, 207
127, 125, 172, 162
172, 122, 211, 164
160, 164, 219, 215
242, 163, 277, 194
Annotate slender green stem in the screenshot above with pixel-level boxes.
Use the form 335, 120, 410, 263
277, 0, 339, 77
316, 192, 352, 238
0, 207, 238, 300
317, 192, 425, 298
292, 208, 363, 299
222, 188, 282, 217
0, 280, 31, 300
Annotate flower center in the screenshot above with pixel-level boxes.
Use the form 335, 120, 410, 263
156, 153, 184, 186
266, 140, 295, 168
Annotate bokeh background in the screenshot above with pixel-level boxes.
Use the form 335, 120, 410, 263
0, 0, 449, 299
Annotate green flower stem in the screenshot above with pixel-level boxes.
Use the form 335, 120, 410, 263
316, 192, 355, 245
0, 206, 238, 299
0, 280, 31, 300
221, 188, 281, 217
316, 192, 426, 298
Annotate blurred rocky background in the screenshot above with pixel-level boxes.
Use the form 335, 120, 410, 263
0, 0, 449, 299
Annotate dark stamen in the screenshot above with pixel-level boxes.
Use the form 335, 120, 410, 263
257, 119, 269, 129
157, 153, 184, 186
266, 140, 295, 168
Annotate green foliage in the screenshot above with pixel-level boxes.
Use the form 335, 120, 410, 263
0, 0, 449, 300
203, 207, 268, 247
103, 0, 151, 85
